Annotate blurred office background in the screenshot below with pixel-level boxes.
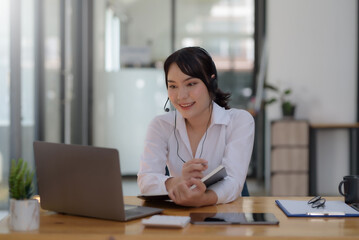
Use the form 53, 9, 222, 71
0, 0, 358, 209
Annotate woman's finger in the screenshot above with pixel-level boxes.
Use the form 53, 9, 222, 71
188, 178, 206, 193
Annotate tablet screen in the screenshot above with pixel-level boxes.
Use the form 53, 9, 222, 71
190, 212, 279, 225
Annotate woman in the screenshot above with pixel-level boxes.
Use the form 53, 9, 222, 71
137, 47, 254, 207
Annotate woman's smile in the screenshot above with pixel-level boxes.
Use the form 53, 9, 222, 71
179, 102, 195, 110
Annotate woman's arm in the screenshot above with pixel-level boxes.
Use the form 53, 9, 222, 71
165, 158, 212, 207
137, 117, 172, 194
165, 158, 208, 191
168, 178, 218, 207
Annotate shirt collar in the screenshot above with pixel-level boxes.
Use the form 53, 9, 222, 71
211, 101, 231, 126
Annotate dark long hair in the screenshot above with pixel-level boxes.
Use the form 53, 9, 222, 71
164, 46, 231, 109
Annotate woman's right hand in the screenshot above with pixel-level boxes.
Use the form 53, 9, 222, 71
165, 158, 208, 193
181, 158, 208, 181
168, 177, 218, 207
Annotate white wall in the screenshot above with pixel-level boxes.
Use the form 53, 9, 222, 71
266, 0, 357, 195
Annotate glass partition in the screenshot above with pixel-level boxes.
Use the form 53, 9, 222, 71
21, 0, 36, 182
93, 0, 170, 175
0, 0, 10, 209
93, 70, 167, 174
43, 0, 61, 142
176, 0, 254, 109
0, 0, 37, 209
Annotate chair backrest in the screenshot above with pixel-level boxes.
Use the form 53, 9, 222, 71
241, 181, 250, 196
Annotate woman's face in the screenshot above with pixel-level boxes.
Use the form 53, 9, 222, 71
167, 63, 211, 123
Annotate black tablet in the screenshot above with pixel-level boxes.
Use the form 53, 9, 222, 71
190, 212, 279, 225
137, 193, 171, 201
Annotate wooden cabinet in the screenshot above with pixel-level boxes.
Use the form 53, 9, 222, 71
270, 120, 309, 196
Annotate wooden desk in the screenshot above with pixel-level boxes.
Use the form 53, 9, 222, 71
0, 196, 358, 239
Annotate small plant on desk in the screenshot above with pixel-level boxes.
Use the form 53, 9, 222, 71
8, 158, 39, 231
9, 159, 34, 200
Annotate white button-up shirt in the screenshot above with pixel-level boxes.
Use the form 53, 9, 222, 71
137, 102, 255, 204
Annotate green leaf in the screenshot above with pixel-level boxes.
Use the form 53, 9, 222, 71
283, 89, 292, 95
264, 83, 279, 92
8, 158, 34, 200
264, 98, 277, 105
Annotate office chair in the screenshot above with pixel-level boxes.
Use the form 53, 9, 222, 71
241, 181, 250, 197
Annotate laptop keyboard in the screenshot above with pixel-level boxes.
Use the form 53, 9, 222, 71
124, 205, 138, 211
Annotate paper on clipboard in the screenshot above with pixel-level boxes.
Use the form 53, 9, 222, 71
275, 200, 359, 217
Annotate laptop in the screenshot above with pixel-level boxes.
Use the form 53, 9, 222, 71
33, 141, 163, 221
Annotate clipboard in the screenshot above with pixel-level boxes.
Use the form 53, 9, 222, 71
275, 200, 359, 217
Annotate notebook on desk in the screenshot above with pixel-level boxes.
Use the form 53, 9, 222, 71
33, 141, 163, 221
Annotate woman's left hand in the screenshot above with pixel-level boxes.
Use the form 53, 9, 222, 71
168, 178, 217, 207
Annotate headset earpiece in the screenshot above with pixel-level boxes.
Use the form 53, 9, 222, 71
210, 74, 218, 91
164, 98, 170, 112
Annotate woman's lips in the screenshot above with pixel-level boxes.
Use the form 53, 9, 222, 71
179, 102, 195, 110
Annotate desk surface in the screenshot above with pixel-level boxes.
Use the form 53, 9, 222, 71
0, 196, 358, 240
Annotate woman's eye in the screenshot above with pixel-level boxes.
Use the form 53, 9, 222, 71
188, 82, 197, 87
168, 85, 177, 89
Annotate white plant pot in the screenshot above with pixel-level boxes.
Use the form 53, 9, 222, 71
9, 199, 40, 231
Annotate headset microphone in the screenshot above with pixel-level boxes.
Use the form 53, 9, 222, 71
164, 98, 170, 112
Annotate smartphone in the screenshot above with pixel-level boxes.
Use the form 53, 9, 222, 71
190, 212, 279, 225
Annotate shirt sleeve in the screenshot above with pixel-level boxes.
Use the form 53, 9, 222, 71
137, 116, 171, 194
208, 110, 255, 204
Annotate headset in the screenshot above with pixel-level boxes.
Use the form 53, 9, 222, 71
163, 98, 170, 112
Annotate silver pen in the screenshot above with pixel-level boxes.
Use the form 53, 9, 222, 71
306, 212, 345, 216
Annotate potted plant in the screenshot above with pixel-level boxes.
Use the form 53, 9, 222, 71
264, 83, 296, 118
8, 158, 39, 231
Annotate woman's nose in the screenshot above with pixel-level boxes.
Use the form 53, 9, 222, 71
177, 87, 188, 100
